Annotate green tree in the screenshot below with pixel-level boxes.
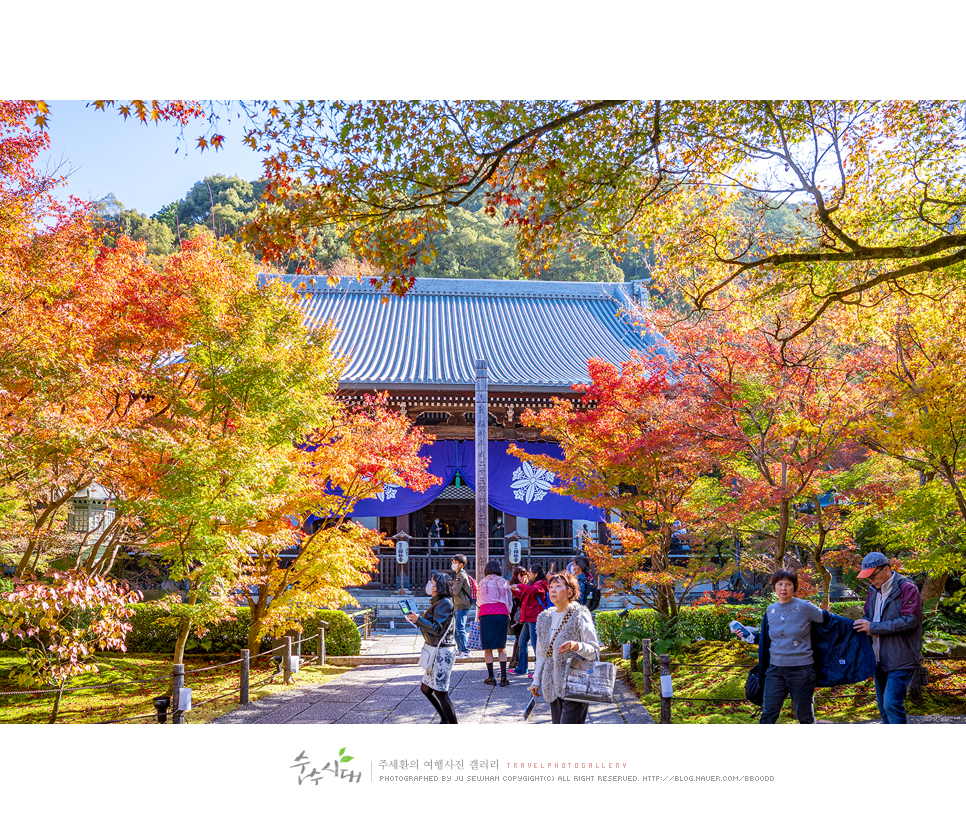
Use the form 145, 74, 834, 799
176, 174, 263, 239
408, 203, 623, 282
152, 201, 180, 232
95, 193, 176, 255
134, 233, 345, 666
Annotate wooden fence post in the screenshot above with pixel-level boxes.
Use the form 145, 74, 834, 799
318, 625, 326, 667
172, 663, 185, 724
909, 662, 924, 704
283, 636, 293, 684
641, 639, 652, 694
659, 654, 672, 724
240, 649, 250, 704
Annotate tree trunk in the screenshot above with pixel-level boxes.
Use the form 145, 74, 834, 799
17, 484, 90, 577
172, 618, 192, 664
814, 556, 831, 610
775, 499, 790, 569
921, 571, 948, 606
247, 619, 263, 656
246, 583, 272, 655
812, 504, 830, 609
49, 682, 66, 724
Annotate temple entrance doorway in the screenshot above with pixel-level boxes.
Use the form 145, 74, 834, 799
414, 500, 475, 554
411, 495, 503, 557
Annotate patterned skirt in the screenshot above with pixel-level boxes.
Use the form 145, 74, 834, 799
423, 644, 457, 692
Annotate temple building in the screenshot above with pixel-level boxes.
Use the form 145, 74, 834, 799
271, 274, 667, 593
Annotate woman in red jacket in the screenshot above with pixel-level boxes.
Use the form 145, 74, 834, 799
510, 563, 549, 677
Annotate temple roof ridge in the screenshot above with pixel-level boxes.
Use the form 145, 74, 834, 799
259, 272, 650, 302
258, 273, 665, 391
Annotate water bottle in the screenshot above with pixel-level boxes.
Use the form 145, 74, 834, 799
729, 620, 755, 644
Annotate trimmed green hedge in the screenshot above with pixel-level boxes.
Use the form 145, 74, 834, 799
124, 605, 261, 654
297, 609, 362, 657
594, 602, 865, 649
124, 604, 363, 656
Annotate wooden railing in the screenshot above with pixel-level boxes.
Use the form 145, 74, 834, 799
370, 537, 597, 590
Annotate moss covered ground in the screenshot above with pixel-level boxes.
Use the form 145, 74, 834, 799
0, 652, 350, 724
607, 640, 966, 723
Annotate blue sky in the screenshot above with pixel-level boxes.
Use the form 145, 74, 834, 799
39, 100, 266, 216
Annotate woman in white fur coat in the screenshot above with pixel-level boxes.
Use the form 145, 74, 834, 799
528, 571, 601, 724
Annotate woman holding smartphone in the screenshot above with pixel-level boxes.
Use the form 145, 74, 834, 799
405, 571, 459, 724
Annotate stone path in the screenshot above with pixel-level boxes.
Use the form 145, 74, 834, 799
213, 633, 653, 725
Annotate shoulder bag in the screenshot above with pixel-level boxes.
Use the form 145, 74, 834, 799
418, 612, 456, 670
556, 607, 616, 704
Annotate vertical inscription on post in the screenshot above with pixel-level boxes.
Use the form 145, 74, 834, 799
475, 358, 488, 585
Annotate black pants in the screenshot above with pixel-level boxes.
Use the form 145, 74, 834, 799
549, 697, 589, 724
759, 664, 815, 724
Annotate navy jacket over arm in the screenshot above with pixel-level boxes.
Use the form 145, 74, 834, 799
756, 609, 875, 688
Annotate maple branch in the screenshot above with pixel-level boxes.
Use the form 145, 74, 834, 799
392, 100, 632, 212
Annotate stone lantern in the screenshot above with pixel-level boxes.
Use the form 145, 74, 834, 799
67, 484, 115, 533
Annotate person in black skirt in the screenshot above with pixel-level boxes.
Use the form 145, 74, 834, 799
477, 559, 514, 686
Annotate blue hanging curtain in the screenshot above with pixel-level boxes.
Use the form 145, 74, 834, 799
346, 440, 603, 522
344, 441, 460, 517
486, 441, 604, 522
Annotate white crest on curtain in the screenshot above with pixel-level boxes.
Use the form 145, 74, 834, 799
511, 461, 555, 504
376, 485, 399, 502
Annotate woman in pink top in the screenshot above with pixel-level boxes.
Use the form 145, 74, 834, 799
478, 559, 513, 686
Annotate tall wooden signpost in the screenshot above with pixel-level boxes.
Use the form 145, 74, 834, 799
475, 358, 488, 584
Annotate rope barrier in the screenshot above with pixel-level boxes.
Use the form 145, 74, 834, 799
182, 656, 246, 673
248, 642, 290, 659
0, 687, 74, 698
2, 630, 335, 724
188, 686, 244, 710
0, 669, 175, 697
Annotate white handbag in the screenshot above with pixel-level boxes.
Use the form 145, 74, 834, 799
563, 658, 617, 703
418, 611, 455, 669
546, 606, 616, 704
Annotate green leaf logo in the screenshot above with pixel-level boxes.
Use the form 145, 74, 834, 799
339, 747, 354, 763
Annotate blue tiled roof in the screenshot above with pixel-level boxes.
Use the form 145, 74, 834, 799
260, 275, 669, 391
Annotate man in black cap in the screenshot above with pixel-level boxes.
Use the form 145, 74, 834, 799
852, 552, 923, 724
